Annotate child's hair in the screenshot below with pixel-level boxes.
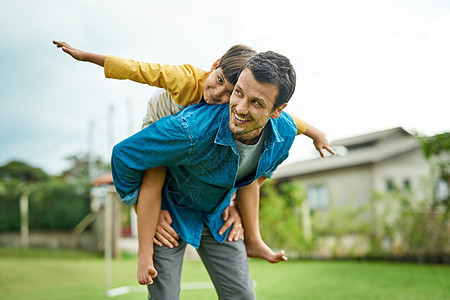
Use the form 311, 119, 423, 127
217, 45, 256, 85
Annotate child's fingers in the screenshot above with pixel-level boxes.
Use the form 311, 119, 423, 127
318, 148, 324, 158
326, 145, 336, 155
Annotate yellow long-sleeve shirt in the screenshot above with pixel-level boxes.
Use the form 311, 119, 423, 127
104, 55, 307, 134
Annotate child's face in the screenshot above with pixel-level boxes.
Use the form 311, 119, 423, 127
203, 67, 235, 105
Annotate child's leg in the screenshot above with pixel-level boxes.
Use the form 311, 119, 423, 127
235, 179, 287, 263
136, 166, 166, 285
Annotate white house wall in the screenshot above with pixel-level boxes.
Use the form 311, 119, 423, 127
372, 149, 430, 194
292, 165, 373, 209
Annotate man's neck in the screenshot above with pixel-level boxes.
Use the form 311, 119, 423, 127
236, 135, 261, 145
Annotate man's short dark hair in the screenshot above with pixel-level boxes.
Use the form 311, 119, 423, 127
242, 51, 296, 110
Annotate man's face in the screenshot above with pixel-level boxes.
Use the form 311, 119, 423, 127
203, 67, 235, 105
228, 68, 286, 144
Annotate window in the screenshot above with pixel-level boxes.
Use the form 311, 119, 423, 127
307, 185, 330, 211
386, 179, 395, 191
403, 178, 411, 190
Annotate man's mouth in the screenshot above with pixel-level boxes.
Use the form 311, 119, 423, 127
233, 112, 250, 123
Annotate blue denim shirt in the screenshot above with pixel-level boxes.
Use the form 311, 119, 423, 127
111, 102, 296, 248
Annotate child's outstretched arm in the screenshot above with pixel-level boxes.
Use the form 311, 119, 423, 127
287, 113, 335, 158
53, 41, 105, 67
304, 124, 335, 158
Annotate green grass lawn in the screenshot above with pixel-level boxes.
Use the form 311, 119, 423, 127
1, 247, 449, 299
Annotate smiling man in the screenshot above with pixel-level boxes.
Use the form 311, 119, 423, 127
111, 51, 297, 300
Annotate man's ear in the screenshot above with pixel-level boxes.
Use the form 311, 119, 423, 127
271, 103, 287, 119
210, 59, 220, 71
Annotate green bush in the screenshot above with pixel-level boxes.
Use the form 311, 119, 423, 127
370, 189, 450, 260
259, 180, 313, 255
28, 178, 91, 230
0, 179, 22, 231
0, 178, 91, 231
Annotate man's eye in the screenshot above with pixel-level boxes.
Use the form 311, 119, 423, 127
252, 100, 262, 107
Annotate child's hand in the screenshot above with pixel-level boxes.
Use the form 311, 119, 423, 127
53, 41, 86, 61
314, 133, 335, 158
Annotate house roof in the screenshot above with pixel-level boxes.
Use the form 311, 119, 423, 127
330, 127, 412, 148
273, 127, 421, 179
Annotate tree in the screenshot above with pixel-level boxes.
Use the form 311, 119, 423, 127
420, 132, 450, 206
0, 154, 109, 232
259, 180, 311, 256
0, 161, 49, 233
0, 161, 48, 183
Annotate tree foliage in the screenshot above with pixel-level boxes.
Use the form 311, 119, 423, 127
420, 132, 450, 159
259, 180, 312, 255
0, 161, 48, 183
0, 154, 107, 232
28, 178, 91, 229
370, 189, 450, 261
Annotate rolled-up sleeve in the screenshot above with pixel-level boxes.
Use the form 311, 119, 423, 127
111, 115, 193, 206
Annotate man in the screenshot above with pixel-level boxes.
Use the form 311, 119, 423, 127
111, 50, 297, 299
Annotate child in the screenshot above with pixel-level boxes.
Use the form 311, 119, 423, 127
53, 41, 334, 285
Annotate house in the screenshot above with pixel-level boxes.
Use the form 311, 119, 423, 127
270, 127, 440, 258
273, 127, 430, 212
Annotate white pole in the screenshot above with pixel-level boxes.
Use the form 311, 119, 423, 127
104, 189, 113, 294
302, 200, 312, 242
108, 105, 114, 161
20, 189, 30, 248
88, 120, 95, 179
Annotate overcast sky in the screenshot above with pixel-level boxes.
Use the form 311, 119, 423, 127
1, 0, 449, 175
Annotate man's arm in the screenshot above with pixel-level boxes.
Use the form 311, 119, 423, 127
53, 41, 105, 66
111, 115, 192, 205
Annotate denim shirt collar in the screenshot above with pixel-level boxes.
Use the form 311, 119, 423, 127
214, 107, 285, 152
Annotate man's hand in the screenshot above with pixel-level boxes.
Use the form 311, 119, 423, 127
154, 210, 180, 248
219, 204, 244, 242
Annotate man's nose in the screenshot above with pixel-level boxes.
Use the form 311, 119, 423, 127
234, 98, 248, 114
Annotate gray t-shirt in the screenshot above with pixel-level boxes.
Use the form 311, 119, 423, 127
235, 129, 267, 181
